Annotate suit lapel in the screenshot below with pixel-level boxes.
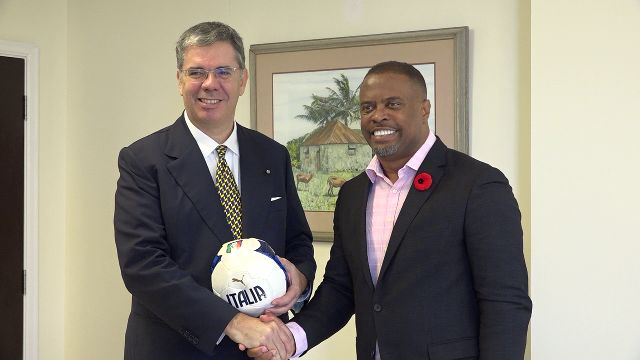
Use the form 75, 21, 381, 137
377, 138, 448, 282
236, 125, 271, 237
165, 116, 234, 244
350, 173, 376, 290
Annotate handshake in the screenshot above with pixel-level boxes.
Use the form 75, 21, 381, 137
226, 312, 295, 360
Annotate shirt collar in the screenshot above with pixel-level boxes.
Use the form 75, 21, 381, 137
365, 131, 437, 183
184, 111, 240, 158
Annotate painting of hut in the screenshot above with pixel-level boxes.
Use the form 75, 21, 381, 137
299, 119, 371, 173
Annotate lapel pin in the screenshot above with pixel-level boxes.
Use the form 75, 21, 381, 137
265, 169, 271, 175
413, 172, 432, 191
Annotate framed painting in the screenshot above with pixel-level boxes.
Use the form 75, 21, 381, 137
249, 27, 469, 241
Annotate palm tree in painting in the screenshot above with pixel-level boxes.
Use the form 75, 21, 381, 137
295, 95, 334, 127
296, 74, 360, 127
324, 74, 360, 127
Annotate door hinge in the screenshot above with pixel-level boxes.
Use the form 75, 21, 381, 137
23, 95, 27, 121
23, 270, 27, 295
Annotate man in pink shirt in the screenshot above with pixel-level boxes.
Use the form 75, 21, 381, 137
249, 61, 531, 360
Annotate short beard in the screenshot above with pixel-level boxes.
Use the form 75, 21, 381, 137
372, 143, 399, 158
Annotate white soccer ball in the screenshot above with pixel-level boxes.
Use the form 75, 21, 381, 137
210, 238, 288, 317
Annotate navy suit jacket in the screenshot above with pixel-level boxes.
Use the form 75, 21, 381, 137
293, 138, 531, 360
114, 115, 315, 359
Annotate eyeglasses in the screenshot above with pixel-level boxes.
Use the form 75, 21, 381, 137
181, 67, 241, 82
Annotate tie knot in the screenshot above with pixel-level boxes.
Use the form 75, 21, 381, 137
215, 145, 227, 159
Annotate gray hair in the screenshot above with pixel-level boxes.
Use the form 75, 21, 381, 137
175, 21, 245, 70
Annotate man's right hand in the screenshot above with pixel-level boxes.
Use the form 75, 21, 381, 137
225, 313, 293, 360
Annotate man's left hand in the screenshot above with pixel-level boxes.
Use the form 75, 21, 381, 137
267, 257, 307, 316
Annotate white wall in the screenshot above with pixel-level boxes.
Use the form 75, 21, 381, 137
0, 1, 67, 359
531, 1, 640, 358
4, 0, 530, 359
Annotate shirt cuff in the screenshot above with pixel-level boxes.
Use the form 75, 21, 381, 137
291, 282, 312, 313
286, 321, 308, 358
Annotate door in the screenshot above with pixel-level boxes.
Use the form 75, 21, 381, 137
0, 55, 25, 360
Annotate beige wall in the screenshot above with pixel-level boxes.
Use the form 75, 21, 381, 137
13, 0, 629, 358
0, 1, 68, 359
531, 0, 640, 359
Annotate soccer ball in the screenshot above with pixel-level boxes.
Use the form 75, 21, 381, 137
210, 238, 288, 317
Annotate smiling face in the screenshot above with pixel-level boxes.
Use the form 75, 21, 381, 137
359, 72, 431, 168
177, 41, 248, 140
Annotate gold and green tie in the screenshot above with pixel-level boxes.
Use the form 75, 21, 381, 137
215, 145, 242, 240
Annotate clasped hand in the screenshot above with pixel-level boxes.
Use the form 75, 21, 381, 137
226, 313, 293, 360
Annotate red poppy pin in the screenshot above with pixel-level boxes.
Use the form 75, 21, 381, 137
413, 172, 432, 191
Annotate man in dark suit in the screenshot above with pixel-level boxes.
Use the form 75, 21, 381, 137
249, 61, 532, 360
114, 21, 315, 360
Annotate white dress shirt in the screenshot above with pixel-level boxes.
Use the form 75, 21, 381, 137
184, 111, 241, 193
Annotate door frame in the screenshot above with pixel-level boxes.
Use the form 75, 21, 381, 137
0, 40, 39, 360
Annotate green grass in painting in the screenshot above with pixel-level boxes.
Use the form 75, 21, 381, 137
294, 171, 360, 212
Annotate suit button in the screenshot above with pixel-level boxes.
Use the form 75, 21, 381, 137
373, 304, 382, 312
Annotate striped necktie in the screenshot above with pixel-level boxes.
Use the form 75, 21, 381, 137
215, 145, 242, 239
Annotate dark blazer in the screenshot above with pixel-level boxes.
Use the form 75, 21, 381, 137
114, 115, 315, 359
293, 138, 531, 360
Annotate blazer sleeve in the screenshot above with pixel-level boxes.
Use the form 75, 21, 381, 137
114, 146, 237, 355
464, 166, 532, 359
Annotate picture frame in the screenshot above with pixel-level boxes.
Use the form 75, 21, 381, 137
249, 27, 469, 242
